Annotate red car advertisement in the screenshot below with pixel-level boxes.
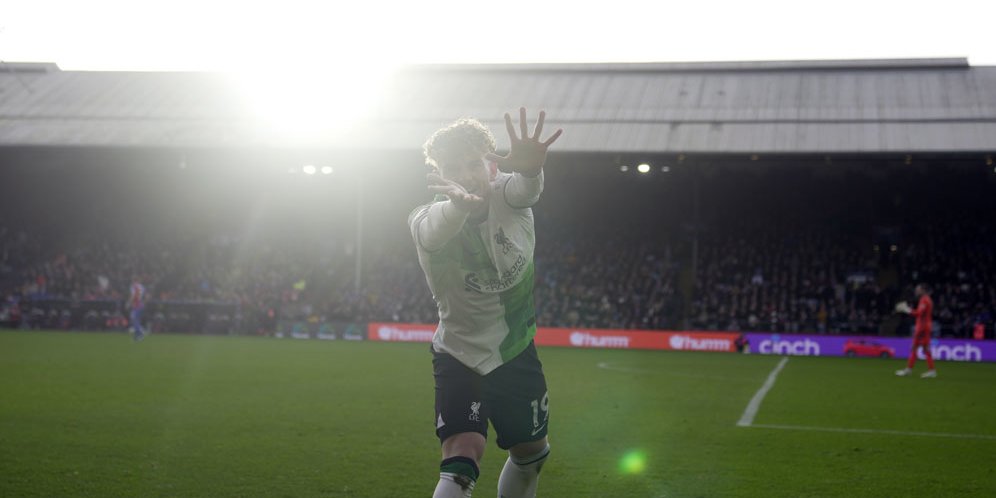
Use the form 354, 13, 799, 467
843, 339, 896, 358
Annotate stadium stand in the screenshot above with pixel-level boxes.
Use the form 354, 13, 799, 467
2, 156, 993, 339
2, 59, 995, 338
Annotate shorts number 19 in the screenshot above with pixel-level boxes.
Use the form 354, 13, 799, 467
530, 392, 550, 429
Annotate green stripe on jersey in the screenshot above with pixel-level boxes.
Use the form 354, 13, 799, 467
498, 261, 537, 362
429, 224, 494, 275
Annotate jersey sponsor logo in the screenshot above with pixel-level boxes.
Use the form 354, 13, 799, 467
669, 334, 734, 352
569, 331, 631, 348
464, 254, 529, 293
469, 401, 481, 422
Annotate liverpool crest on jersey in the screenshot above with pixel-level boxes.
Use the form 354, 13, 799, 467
495, 226, 513, 255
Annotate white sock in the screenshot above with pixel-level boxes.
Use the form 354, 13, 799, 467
433, 456, 478, 498
498, 444, 550, 498
433, 474, 475, 498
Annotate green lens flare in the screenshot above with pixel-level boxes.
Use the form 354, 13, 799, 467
619, 450, 647, 475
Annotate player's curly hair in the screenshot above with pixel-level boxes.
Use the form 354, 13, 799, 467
423, 118, 496, 170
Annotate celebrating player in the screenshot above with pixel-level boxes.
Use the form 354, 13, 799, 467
410, 108, 562, 498
895, 283, 936, 378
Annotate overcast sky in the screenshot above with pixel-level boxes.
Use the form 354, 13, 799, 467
4, 0, 996, 71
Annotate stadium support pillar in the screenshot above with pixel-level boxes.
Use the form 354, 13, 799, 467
691, 174, 700, 281
355, 171, 364, 293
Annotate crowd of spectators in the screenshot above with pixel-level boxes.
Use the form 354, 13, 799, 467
688, 222, 896, 335
3, 214, 993, 338
896, 220, 995, 338
533, 226, 681, 331
2, 163, 995, 339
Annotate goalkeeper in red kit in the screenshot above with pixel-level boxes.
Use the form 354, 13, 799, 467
895, 284, 937, 378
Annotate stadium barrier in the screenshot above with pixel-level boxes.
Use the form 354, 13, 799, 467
743, 333, 996, 362
274, 320, 365, 341
366, 323, 996, 362
368, 322, 436, 343
367, 323, 739, 352
10, 298, 241, 334
9, 307, 993, 363
534, 328, 739, 352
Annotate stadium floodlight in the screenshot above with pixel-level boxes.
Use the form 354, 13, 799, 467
637, 163, 651, 174
302, 165, 317, 175
620, 165, 630, 172
660, 166, 670, 173
321, 166, 334, 175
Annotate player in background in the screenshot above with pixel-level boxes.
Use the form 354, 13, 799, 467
895, 283, 936, 378
128, 276, 147, 342
410, 108, 562, 498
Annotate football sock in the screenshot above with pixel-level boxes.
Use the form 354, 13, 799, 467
433, 456, 479, 498
497, 444, 550, 498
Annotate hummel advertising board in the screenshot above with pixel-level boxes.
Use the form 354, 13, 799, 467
367, 323, 738, 352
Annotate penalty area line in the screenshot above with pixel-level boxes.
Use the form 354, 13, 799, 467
749, 423, 996, 441
736, 356, 789, 427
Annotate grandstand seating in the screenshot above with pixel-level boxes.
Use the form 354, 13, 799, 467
2, 157, 993, 338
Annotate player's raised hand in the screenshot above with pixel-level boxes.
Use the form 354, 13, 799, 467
427, 173, 485, 212
486, 108, 563, 178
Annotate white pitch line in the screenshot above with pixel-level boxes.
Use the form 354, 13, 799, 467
750, 423, 996, 441
737, 356, 789, 427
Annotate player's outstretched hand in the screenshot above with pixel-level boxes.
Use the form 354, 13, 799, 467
486, 107, 563, 178
427, 173, 485, 212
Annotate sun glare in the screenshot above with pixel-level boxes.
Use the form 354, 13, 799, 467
231, 63, 395, 144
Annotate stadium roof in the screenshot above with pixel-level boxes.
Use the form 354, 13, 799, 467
1, 58, 995, 154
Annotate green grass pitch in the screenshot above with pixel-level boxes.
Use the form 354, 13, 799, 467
2, 331, 995, 497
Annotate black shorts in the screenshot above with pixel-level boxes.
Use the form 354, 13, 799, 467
433, 341, 549, 450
